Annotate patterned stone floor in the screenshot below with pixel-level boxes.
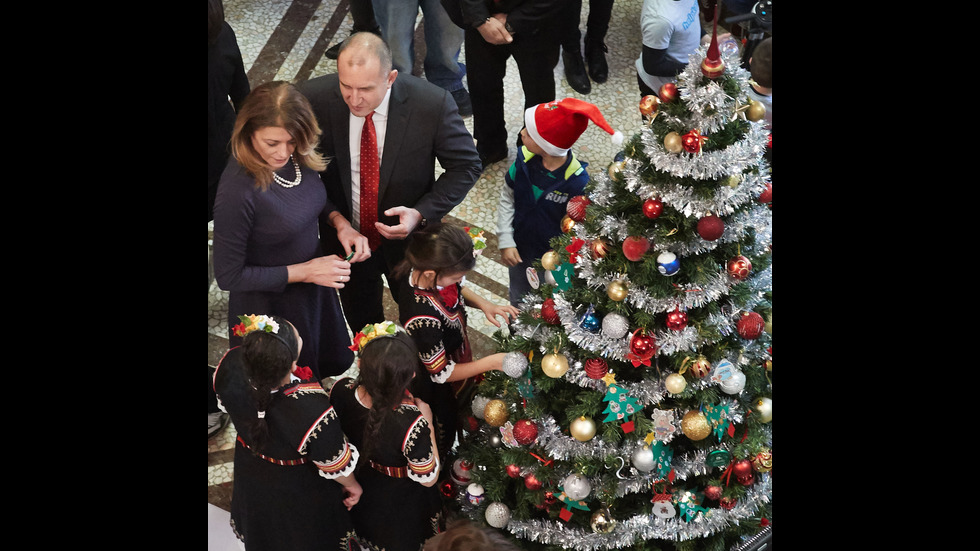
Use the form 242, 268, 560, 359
208, 0, 746, 538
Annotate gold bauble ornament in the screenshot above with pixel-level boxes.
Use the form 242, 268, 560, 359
590, 505, 617, 534
606, 280, 628, 302
747, 100, 766, 122
664, 373, 687, 394
484, 399, 509, 427
689, 356, 711, 379
607, 161, 624, 181
541, 250, 560, 271
570, 416, 597, 442
541, 353, 569, 378
754, 397, 772, 423
752, 449, 772, 473
561, 215, 576, 234
681, 410, 712, 441
664, 132, 684, 154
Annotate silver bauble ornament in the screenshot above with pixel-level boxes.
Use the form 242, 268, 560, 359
502, 352, 528, 378
484, 502, 511, 528
631, 445, 656, 472
601, 312, 630, 339
562, 473, 591, 501
471, 395, 490, 419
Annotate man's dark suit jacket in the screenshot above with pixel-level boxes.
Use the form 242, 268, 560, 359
297, 73, 481, 269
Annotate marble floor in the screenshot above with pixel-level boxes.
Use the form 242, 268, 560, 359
208, 0, 753, 547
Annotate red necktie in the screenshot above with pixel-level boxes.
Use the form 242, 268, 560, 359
360, 112, 381, 251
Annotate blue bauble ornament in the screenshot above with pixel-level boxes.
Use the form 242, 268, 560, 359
656, 251, 680, 276
581, 313, 601, 333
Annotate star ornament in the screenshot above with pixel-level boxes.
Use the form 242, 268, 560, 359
601, 372, 617, 386
731, 99, 751, 122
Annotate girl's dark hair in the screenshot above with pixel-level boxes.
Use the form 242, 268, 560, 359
241, 316, 299, 452
393, 223, 476, 282
208, 0, 224, 45
355, 331, 422, 461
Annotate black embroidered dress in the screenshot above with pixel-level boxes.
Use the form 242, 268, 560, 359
329, 378, 441, 551
213, 347, 360, 551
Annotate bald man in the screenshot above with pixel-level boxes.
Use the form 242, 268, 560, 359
297, 33, 481, 333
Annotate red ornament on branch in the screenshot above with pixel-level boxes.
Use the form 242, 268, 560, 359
622, 235, 651, 261
566, 195, 591, 222
514, 419, 539, 445
727, 255, 752, 280
584, 357, 609, 379
697, 214, 725, 241
666, 307, 688, 331
643, 197, 663, 219
659, 83, 678, 103
682, 129, 707, 154
737, 312, 765, 340
541, 298, 560, 325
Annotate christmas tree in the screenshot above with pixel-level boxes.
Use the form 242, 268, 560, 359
449, 23, 772, 551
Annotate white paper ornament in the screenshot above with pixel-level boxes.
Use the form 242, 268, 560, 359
562, 473, 592, 501
485, 502, 511, 528
719, 370, 746, 394
466, 483, 485, 506
652, 500, 676, 519
501, 352, 528, 378
601, 312, 630, 339
471, 395, 490, 419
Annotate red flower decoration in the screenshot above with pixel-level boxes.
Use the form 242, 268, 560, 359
293, 366, 314, 381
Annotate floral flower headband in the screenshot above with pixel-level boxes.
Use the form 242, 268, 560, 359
349, 321, 401, 353
464, 226, 487, 258
232, 314, 280, 337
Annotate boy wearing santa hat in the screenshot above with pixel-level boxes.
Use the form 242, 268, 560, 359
496, 97, 622, 306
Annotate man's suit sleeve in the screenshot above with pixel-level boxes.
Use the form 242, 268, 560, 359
412, 89, 481, 223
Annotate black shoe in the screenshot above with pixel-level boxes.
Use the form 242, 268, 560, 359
208, 412, 229, 439
451, 88, 473, 117
324, 41, 342, 60
479, 148, 508, 171
585, 42, 609, 84
562, 48, 591, 94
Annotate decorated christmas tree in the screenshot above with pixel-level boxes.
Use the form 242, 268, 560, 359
448, 21, 772, 551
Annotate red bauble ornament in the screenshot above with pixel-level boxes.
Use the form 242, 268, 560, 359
513, 419, 539, 445
682, 129, 706, 153
659, 82, 678, 103
666, 307, 688, 331
584, 357, 609, 379
642, 197, 664, 219
566, 195, 591, 222
732, 459, 753, 478
639, 94, 660, 116
622, 235, 651, 261
704, 485, 723, 501
439, 480, 456, 499
758, 182, 772, 204
726, 255, 752, 280
697, 214, 725, 241
506, 464, 521, 478
719, 497, 737, 510
629, 329, 657, 361
737, 312, 765, 340
544, 491, 557, 505
524, 473, 543, 490
541, 298, 560, 325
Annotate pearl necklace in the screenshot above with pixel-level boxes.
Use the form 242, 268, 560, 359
273, 156, 302, 188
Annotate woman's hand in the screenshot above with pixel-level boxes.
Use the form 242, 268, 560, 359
288, 256, 351, 288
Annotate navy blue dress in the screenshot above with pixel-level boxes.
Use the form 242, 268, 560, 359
213, 158, 354, 379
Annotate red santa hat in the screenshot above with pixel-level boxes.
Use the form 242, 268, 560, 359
524, 98, 623, 157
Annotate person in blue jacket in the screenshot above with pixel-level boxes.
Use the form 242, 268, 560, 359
496, 98, 622, 306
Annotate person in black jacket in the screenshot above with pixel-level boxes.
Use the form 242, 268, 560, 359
451, 0, 567, 170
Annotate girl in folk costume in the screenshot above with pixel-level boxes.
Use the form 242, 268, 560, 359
212, 314, 361, 551
392, 223, 520, 460
330, 323, 443, 551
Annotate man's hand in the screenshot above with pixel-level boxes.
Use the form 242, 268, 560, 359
376, 206, 423, 240
478, 15, 513, 45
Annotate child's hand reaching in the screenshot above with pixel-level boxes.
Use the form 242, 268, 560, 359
481, 302, 520, 327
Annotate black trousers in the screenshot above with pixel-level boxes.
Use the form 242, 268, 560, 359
464, 27, 560, 157
561, 0, 615, 51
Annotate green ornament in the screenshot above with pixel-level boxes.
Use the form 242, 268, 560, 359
706, 449, 732, 468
